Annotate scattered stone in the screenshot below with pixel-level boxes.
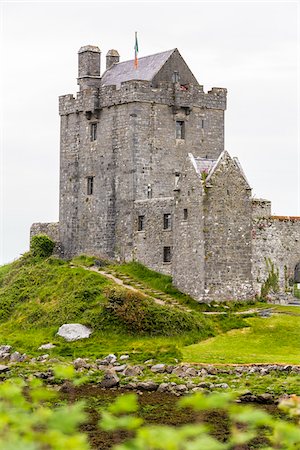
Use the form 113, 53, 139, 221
57, 324, 92, 341
174, 384, 188, 394
100, 370, 119, 388
150, 364, 166, 373
185, 367, 198, 377
0, 365, 9, 373
215, 383, 229, 389
37, 354, 49, 362
0, 345, 11, 357
123, 366, 143, 377
114, 364, 127, 372
38, 343, 56, 350
73, 358, 90, 370
157, 382, 171, 393
198, 382, 213, 389
10, 352, 26, 362
136, 381, 158, 391
104, 354, 117, 364
119, 354, 129, 361
34, 370, 54, 380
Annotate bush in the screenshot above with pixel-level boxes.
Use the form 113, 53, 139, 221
102, 286, 213, 337
30, 234, 55, 258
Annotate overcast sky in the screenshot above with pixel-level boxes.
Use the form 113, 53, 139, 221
0, 1, 299, 265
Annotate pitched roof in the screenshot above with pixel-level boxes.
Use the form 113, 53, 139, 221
101, 49, 175, 87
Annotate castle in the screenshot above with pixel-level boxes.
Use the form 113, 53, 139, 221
31, 44, 300, 302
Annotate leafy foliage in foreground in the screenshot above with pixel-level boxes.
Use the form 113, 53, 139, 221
1, 372, 300, 450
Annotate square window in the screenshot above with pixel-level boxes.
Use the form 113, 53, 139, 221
87, 176, 94, 195
176, 121, 185, 139
183, 208, 188, 220
163, 246, 172, 263
138, 215, 145, 231
90, 123, 97, 141
163, 213, 172, 230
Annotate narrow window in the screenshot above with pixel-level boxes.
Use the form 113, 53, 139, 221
201, 119, 205, 129
90, 123, 97, 141
183, 208, 188, 220
147, 184, 152, 199
87, 176, 94, 195
138, 215, 145, 231
163, 246, 172, 263
163, 213, 172, 230
176, 121, 185, 139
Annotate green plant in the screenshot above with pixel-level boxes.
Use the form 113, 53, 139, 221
30, 234, 55, 258
260, 257, 279, 299
102, 286, 213, 337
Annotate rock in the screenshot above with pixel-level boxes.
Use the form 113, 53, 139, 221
100, 370, 119, 388
0, 365, 9, 373
114, 364, 127, 372
73, 358, 90, 370
123, 366, 143, 377
174, 384, 188, 394
157, 382, 171, 393
36, 354, 49, 362
0, 345, 11, 357
119, 354, 129, 361
57, 324, 92, 341
34, 370, 54, 380
257, 393, 274, 403
215, 383, 229, 389
136, 381, 158, 391
185, 367, 198, 377
198, 382, 213, 389
150, 364, 166, 373
38, 343, 56, 350
10, 352, 26, 362
104, 354, 117, 364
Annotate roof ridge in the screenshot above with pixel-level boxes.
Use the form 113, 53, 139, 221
108, 48, 176, 68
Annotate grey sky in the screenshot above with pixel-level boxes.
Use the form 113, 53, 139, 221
0, 1, 298, 264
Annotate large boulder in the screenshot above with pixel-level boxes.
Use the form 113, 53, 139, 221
57, 324, 92, 342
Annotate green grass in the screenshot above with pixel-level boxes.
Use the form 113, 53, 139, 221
183, 314, 300, 364
0, 254, 227, 363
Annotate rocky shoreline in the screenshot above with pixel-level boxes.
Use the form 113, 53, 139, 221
1, 345, 299, 403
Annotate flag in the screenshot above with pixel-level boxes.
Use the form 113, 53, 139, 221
134, 31, 139, 69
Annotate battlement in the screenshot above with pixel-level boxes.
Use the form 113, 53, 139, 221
59, 79, 227, 116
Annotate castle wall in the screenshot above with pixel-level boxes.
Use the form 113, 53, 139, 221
133, 198, 174, 274
252, 217, 300, 295
203, 153, 253, 301
30, 222, 60, 255
172, 160, 205, 299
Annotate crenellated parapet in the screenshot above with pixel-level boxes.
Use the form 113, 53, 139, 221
59, 80, 227, 117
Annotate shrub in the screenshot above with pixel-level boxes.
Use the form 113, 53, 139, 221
102, 286, 213, 337
30, 234, 55, 258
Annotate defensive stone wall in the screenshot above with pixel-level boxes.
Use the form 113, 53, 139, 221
252, 216, 300, 296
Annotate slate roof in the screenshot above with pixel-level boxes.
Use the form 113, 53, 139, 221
101, 49, 175, 87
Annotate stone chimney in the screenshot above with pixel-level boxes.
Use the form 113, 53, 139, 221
106, 49, 120, 70
77, 45, 101, 90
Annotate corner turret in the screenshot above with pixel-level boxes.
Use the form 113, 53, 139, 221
106, 49, 120, 69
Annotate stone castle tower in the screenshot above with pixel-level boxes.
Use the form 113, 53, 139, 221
31, 44, 300, 302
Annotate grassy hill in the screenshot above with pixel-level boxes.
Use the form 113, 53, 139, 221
0, 253, 244, 363
1, 252, 299, 365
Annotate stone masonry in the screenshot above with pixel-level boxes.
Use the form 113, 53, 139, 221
31, 44, 300, 302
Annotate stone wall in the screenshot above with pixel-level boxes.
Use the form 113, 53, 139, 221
172, 156, 205, 299
203, 153, 253, 301
133, 198, 174, 275
252, 216, 300, 296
